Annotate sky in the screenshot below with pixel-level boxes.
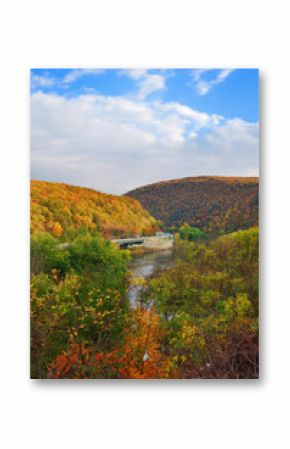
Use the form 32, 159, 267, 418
31, 68, 259, 194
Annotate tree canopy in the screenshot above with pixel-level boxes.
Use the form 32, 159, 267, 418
126, 176, 259, 232
31, 180, 157, 238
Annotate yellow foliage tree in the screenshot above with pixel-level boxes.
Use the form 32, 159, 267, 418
51, 222, 63, 237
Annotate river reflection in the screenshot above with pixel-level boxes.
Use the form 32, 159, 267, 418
128, 248, 174, 307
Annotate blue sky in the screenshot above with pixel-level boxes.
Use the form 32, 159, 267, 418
31, 68, 259, 194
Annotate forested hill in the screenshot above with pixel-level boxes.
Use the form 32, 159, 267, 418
126, 176, 259, 232
31, 180, 157, 238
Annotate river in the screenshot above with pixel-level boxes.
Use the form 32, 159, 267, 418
128, 248, 174, 307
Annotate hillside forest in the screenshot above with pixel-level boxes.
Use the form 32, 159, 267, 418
126, 176, 259, 232
31, 180, 157, 239
31, 178, 259, 379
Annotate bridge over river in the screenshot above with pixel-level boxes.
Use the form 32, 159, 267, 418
111, 234, 173, 249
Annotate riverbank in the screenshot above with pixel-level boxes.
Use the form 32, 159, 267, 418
129, 245, 173, 256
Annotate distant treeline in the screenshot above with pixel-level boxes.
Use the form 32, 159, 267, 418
126, 176, 259, 232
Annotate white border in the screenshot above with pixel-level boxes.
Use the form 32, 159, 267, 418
1, 0, 289, 448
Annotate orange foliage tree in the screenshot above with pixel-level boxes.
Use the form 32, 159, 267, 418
48, 308, 176, 379
51, 222, 63, 237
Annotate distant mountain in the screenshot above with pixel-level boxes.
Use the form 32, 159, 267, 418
125, 176, 259, 232
31, 180, 157, 238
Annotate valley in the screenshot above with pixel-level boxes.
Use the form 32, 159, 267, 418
30, 176, 259, 379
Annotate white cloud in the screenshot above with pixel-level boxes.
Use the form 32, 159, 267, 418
120, 69, 166, 100
62, 69, 105, 84
158, 102, 223, 128
31, 73, 56, 89
31, 92, 259, 194
119, 69, 148, 80
31, 69, 105, 91
137, 74, 166, 99
191, 69, 234, 95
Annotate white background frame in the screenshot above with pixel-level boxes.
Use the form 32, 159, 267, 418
0, 0, 289, 447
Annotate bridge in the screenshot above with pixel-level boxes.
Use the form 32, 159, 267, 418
111, 234, 173, 249
58, 234, 173, 251
111, 238, 145, 249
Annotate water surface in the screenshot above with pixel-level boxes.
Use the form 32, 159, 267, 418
128, 248, 174, 307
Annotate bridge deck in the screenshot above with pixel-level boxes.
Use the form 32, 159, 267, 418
112, 238, 144, 245
111, 235, 173, 249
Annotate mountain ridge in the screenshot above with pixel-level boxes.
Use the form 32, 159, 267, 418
125, 175, 258, 191
125, 175, 259, 232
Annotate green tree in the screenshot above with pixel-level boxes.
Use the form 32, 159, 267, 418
179, 225, 206, 242
30, 232, 69, 275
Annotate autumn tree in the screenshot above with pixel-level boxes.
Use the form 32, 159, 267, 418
51, 221, 63, 237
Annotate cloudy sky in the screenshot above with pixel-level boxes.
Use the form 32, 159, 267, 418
31, 68, 259, 194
